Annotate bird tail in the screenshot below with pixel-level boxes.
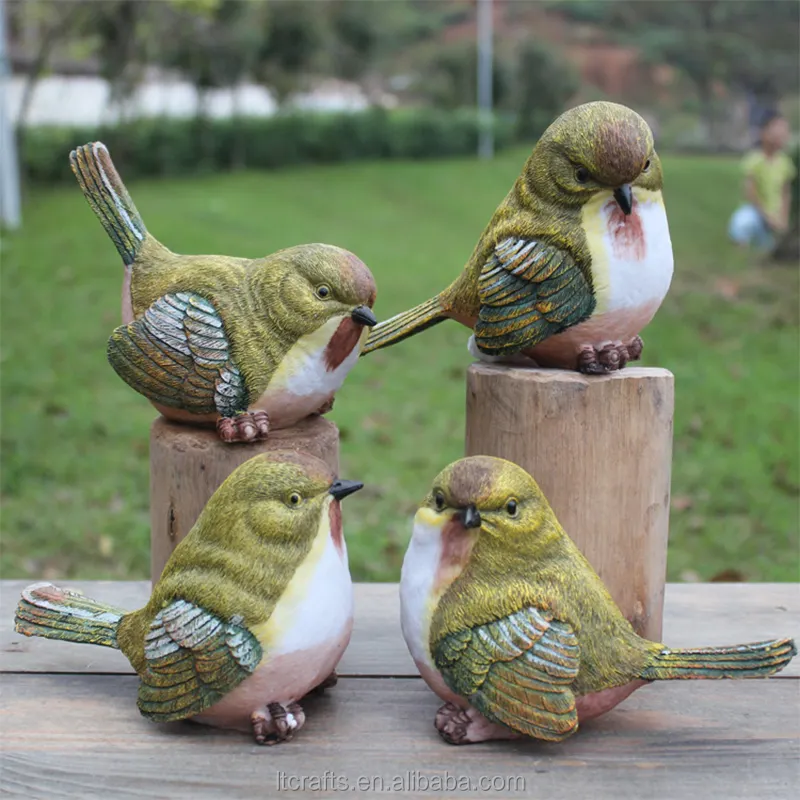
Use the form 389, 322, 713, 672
69, 142, 147, 266
361, 296, 447, 355
641, 638, 796, 680
14, 582, 124, 650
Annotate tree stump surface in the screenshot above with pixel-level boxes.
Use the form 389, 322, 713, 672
466, 364, 674, 641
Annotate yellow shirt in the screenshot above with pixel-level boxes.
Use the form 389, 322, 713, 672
742, 150, 796, 217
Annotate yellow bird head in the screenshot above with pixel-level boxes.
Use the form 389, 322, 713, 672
255, 243, 377, 340
418, 455, 557, 579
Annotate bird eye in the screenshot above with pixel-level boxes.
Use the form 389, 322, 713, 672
288, 492, 302, 507
434, 491, 445, 511
506, 499, 518, 517
643, 159, 651, 172
316, 285, 331, 299
575, 166, 590, 184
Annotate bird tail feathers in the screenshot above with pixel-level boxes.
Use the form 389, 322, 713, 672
15, 582, 124, 649
641, 638, 796, 680
361, 296, 447, 355
69, 142, 147, 266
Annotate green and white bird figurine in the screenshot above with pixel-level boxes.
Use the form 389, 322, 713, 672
70, 142, 377, 442
400, 456, 796, 744
15, 451, 362, 744
363, 102, 673, 373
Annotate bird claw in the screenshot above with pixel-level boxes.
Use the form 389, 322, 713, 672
217, 411, 270, 443
578, 337, 643, 374
435, 703, 472, 745
309, 670, 338, 695
251, 701, 305, 746
435, 702, 520, 745
316, 396, 335, 416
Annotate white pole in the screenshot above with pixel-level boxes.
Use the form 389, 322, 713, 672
476, 0, 494, 159
0, 0, 21, 229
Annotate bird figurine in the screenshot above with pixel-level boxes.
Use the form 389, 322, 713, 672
70, 142, 378, 442
400, 456, 796, 745
363, 101, 673, 373
15, 451, 363, 745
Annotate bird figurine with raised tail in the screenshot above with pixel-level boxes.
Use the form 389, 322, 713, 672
400, 456, 796, 745
15, 451, 362, 744
363, 102, 673, 373
70, 143, 377, 442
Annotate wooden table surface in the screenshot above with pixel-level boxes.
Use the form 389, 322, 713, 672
2, 581, 798, 799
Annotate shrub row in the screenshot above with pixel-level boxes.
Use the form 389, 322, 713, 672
20, 108, 514, 183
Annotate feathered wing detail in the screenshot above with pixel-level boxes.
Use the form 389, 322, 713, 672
137, 599, 263, 722
475, 237, 596, 355
107, 291, 248, 416
14, 582, 124, 649
361, 295, 447, 355
640, 638, 797, 680
433, 606, 580, 742
70, 142, 147, 266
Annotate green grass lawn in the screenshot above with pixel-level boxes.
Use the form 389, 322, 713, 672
2, 149, 798, 582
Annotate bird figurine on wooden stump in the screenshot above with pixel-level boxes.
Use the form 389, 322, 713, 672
15, 451, 363, 745
363, 102, 673, 373
400, 456, 796, 745
70, 142, 377, 442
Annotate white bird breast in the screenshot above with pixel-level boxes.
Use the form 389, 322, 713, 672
400, 516, 444, 672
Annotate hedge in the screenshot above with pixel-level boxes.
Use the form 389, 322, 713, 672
20, 108, 514, 183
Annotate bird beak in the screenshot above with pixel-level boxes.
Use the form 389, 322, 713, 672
351, 305, 377, 327
613, 184, 633, 216
457, 504, 482, 529
329, 479, 364, 501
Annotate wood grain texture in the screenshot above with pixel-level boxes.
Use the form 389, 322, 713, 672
149, 415, 340, 581
1, 675, 798, 800
466, 364, 674, 641
2, 582, 797, 677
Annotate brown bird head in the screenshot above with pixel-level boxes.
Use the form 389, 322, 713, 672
524, 101, 663, 214
420, 455, 558, 569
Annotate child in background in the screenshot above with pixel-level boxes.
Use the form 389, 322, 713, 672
728, 110, 796, 252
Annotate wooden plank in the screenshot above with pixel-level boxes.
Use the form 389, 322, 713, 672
1, 581, 798, 677
466, 365, 674, 642
1, 675, 797, 800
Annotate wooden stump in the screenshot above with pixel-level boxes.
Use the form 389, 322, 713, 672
150, 416, 340, 583
466, 364, 674, 641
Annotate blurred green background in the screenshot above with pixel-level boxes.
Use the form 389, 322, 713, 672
1, 0, 798, 583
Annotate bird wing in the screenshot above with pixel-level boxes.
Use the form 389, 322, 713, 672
475, 237, 596, 355
137, 599, 263, 722
433, 605, 580, 741
107, 291, 247, 416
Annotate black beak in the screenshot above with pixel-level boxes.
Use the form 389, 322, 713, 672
458, 504, 482, 529
613, 184, 633, 216
329, 479, 363, 501
351, 305, 377, 327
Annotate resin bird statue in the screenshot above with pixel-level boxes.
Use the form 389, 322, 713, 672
363, 101, 673, 373
15, 451, 363, 745
70, 142, 377, 442
400, 456, 796, 745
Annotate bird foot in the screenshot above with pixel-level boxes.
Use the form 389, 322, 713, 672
316, 396, 335, 416
435, 702, 519, 745
308, 670, 338, 695
577, 336, 643, 374
251, 701, 305, 746
217, 411, 270, 443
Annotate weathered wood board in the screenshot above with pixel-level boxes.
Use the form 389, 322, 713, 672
1, 675, 798, 800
